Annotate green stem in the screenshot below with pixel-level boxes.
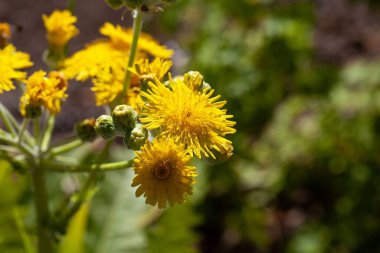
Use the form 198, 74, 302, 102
41, 115, 55, 152
50, 139, 83, 156
0, 103, 17, 137
31, 166, 53, 253
47, 160, 133, 173
117, 9, 143, 105
18, 119, 30, 144
68, 0, 75, 13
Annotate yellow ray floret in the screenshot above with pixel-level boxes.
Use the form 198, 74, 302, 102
140, 77, 236, 159
0, 44, 33, 93
20, 71, 68, 116
132, 138, 196, 209
91, 63, 141, 109
130, 58, 173, 81
43, 10, 78, 47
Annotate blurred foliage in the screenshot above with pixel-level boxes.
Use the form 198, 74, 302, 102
2, 0, 380, 252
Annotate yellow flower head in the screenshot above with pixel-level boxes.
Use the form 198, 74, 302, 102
0, 22, 11, 48
100, 23, 174, 58
140, 77, 236, 159
64, 23, 173, 82
0, 44, 33, 93
132, 138, 196, 209
43, 10, 78, 47
20, 71, 68, 116
130, 58, 173, 81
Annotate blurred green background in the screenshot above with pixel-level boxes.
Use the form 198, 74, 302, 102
2, 0, 380, 252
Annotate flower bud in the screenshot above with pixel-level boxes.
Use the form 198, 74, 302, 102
105, 0, 126, 9
23, 104, 42, 119
95, 115, 116, 140
75, 118, 97, 142
112, 104, 137, 134
205, 143, 234, 165
0, 23, 11, 48
123, 124, 148, 150
184, 71, 204, 91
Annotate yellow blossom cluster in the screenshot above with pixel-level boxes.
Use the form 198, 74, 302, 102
63, 22, 174, 107
20, 71, 68, 116
0, 11, 236, 210
130, 60, 235, 208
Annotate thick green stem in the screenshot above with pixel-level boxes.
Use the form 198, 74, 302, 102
117, 9, 143, 105
31, 166, 53, 253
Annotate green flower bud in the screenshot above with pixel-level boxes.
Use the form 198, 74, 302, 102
184, 71, 204, 91
75, 118, 97, 142
95, 115, 116, 140
205, 143, 234, 165
105, 0, 126, 9
125, 0, 145, 9
112, 104, 137, 134
23, 104, 42, 119
123, 124, 148, 150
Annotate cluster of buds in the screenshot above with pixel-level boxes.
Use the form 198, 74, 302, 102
106, 0, 175, 12
94, 104, 148, 150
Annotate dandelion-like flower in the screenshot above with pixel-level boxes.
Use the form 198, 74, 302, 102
140, 77, 236, 159
64, 23, 173, 81
0, 44, 33, 93
43, 10, 78, 47
100, 23, 174, 58
20, 71, 68, 116
132, 138, 196, 209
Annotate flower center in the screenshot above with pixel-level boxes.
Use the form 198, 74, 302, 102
153, 161, 172, 180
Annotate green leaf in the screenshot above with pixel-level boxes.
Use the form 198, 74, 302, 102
58, 202, 90, 253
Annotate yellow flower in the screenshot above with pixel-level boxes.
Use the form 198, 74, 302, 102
0, 44, 33, 93
100, 22, 174, 58
130, 58, 173, 81
140, 77, 236, 159
132, 138, 196, 209
0, 22, 11, 48
20, 71, 68, 116
43, 10, 78, 47
64, 23, 173, 82
91, 63, 141, 109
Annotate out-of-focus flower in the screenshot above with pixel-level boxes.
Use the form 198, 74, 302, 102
0, 22, 11, 48
43, 10, 78, 47
0, 44, 33, 93
64, 23, 173, 81
20, 71, 68, 117
132, 137, 196, 209
140, 77, 236, 159
91, 63, 141, 108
